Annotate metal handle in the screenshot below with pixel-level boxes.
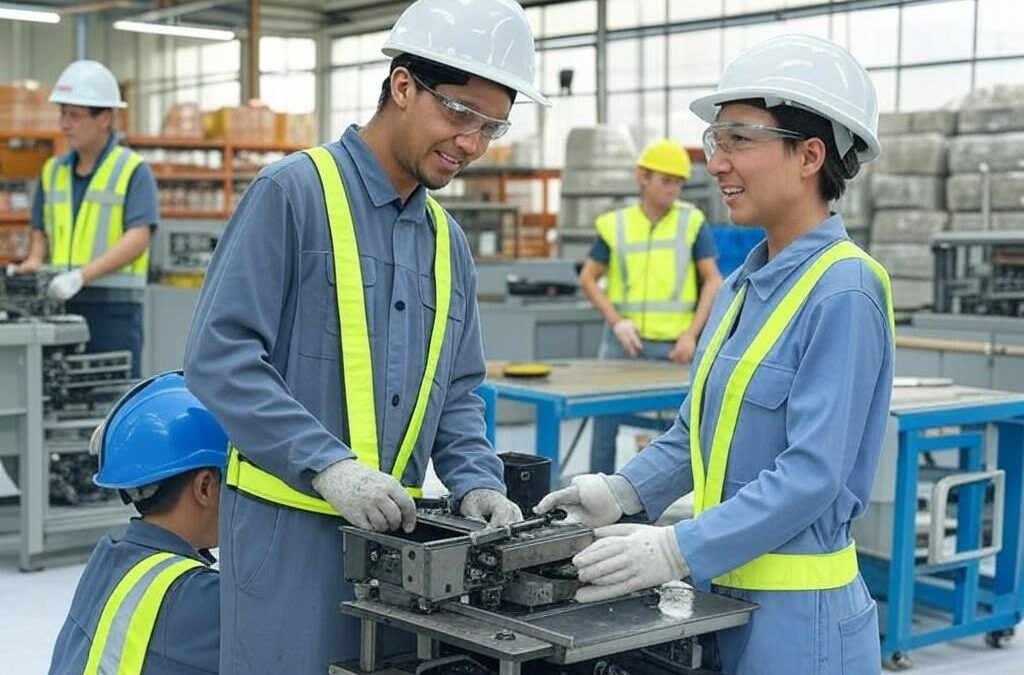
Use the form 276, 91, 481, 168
927, 469, 1005, 565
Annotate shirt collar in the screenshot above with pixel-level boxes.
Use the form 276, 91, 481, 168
731, 213, 849, 301
59, 132, 119, 171
339, 125, 426, 214
121, 518, 215, 565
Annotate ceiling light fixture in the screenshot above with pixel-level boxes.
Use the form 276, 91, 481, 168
113, 19, 234, 41
0, 4, 60, 23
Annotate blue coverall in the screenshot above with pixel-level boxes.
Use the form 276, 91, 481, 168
48, 519, 219, 674
619, 215, 893, 675
183, 126, 508, 673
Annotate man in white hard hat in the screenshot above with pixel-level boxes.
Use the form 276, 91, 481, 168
11, 60, 157, 378
183, 0, 547, 671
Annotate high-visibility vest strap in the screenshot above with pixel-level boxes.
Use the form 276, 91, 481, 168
83, 552, 203, 675
713, 542, 859, 591
225, 447, 423, 517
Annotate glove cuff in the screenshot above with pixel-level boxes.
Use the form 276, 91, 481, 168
603, 474, 644, 516
656, 526, 690, 580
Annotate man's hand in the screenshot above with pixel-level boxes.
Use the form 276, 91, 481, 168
311, 459, 416, 532
573, 523, 689, 603
668, 332, 697, 365
535, 474, 631, 527
459, 489, 523, 526
47, 268, 84, 301
11, 259, 42, 275
612, 319, 643, 357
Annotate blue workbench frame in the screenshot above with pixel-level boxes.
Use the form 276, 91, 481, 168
859, 400, 1024, 663
479, 379, 1024, 661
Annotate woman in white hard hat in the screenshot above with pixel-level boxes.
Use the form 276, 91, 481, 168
538, 34, 893, 674
11, 60, 157, 378
182, 0, 546, 672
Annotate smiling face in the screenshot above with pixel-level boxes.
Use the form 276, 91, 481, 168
705, 103, 811, 228
391, 68, 513, 190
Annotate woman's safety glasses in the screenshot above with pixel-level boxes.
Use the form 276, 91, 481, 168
412, 73, 511, 141
702, 122, 808, 161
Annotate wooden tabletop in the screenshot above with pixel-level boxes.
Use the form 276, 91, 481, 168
484, 358, 689, 398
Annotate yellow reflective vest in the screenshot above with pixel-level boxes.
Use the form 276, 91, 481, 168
226, 146, 451, 515
689, 240, 894, 591
40, 145, 149, 288
595, 202, 705, 341
82, 552, 203, 675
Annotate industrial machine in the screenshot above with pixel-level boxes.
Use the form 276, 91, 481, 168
932, 230, 1024, 317
0, 270, 137, 568
334, 502, 756, 675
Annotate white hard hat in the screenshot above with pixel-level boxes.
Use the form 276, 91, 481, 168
50, 60, 127, 109
382, 0, 550, 107
690, 34, 879, 163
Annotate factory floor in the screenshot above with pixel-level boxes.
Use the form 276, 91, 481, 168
1, 420, 1021, 674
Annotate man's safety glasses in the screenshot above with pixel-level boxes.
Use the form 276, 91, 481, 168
412, 73, 511, 141
702, 122, 808, 161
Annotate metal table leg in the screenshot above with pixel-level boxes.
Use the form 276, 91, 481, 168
498, 661, 521, 675
536, 401, 561, 490
359, 619, 379, 672
416, 634, 436, 660
20, 343, 44, 572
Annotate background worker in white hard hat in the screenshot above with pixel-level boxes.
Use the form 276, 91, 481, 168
11, 60, 157, 378
48, 371, 227, 675
538, 34, 894, 674
579, 139, 722, 474
182, 0, 545, 671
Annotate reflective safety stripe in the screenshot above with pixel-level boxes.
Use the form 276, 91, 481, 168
690, 240, 894, 591
83, 552, 203, 675
615, 300, 697, 313
40, 144, 148, 286
226, 447, 423, 516
225, 145, 449, 515
714, 542, 860, 591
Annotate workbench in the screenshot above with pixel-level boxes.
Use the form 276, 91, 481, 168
478, 359, 689, 485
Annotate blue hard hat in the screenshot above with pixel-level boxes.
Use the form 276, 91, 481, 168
93, 371, 229, 489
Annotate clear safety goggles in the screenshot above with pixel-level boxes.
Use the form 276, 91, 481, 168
702, 122, 808, 161
412, 73, 511, 141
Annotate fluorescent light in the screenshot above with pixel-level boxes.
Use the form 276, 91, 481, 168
113, 20, 234, 41
0, 6, 60, 23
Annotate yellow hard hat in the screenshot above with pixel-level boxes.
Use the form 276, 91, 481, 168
637, 139, 691, 180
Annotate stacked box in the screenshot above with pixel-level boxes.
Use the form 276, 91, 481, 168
868, 112, 955, 311
203, 104, 276, 143
0, 81, 59, 131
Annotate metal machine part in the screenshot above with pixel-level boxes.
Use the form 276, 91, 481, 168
0, 269, 64, 319
933, 230, 1024, 317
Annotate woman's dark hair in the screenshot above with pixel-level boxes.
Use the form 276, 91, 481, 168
376, 53, 516, 112
734, 98, 865, 201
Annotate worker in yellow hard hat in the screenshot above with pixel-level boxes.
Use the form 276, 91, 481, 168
579, 138, 723, 474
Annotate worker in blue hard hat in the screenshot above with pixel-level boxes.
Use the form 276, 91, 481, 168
48, 371, 228, 675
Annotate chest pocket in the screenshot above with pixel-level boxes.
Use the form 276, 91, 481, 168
728, 361, 795, 483
419, 274, 466, 386
297, 252, 376, 360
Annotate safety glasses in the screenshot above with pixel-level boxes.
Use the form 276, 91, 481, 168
412, 73, 511, 141
702, 122, 808, 161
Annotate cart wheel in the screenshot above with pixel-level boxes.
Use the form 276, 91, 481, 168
984, 628, 1015, 649
883, 651, 913, 671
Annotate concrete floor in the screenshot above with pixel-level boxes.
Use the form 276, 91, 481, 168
1, 420, 1021, 673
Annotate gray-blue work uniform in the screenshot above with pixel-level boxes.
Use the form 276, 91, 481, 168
31, 132, 159, 377
620, 215, 893, 674
47, 518, 219, 674
184, 125, 507, 674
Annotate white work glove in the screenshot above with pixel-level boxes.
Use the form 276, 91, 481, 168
459, 489, 524, 526
534, 473, 642, 527
4, 264, 16, 277
311, 459, 416, 533
47, 268, 84, 301
573, 523, 689, 603
612, 319, 643, 357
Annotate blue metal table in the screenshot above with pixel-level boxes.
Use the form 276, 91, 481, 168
858, 383, 1024, 666
478, 359, 689, 486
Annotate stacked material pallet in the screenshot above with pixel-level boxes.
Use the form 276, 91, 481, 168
868, 111, 956, 311
947, 85, 1024, 234
834, 163, 873, 248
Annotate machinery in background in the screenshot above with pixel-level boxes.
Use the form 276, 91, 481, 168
1, 270, 135, 509
148, 218, 222, 288
932, 230, 1024, 317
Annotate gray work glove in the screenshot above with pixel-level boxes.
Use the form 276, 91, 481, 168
534, 473, 643, 527
311, 459, 416, 532
48, 268, 84, 300
459, 488, 523, 526
573, 523, 689, 603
